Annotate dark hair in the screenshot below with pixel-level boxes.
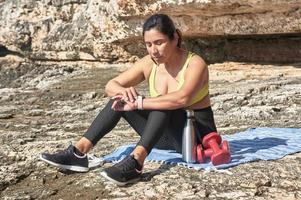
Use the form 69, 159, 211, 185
142, 14, 182, 48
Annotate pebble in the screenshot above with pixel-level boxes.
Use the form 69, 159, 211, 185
26, 97, 39, 104
144, 188, 157, 198
109, 190, 128, 197
26, 109, 44, 116
0, 113, 14, 119
83, 104, 96, 111
83, 92, 98, 99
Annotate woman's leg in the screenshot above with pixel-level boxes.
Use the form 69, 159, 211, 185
136, 107, 217, 154
75, 100, 171, 161
160, 109, 186, 153
194, 106, 217, 143
122, 108, 188, 161
40, 99, 173, 173
40, 99, 123, 172
78, 103, 175, 165
101, 109, 174, 186
76, 100, 123, 153
75, 100, 154, 155
122, 110, 172, 165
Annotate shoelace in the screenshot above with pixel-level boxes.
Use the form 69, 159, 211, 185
115, 156, 136, 172
57, 145, 73, 155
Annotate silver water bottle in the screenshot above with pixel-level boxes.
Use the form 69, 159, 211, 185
182, 110, 197, 163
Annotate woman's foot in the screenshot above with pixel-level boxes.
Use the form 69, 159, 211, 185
40, 145, 89, 172
100, 155, 143, 186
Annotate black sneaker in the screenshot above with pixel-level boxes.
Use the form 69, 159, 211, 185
39, 145, 89, 172
100, 155, 143, 186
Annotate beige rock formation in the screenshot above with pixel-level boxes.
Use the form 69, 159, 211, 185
0, 0, 301, 63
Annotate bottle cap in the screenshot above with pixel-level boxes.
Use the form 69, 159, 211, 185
185, 110, 194, 118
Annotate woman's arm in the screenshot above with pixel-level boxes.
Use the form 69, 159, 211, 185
142, 55, 208, 110
105, 56, 152, 101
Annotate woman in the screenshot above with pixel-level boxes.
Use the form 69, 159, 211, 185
40, 13, 217, 186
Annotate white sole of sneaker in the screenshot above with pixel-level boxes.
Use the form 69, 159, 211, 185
88, 155, 105, 168
100, 171, 141, 186
39, 155, 89, 172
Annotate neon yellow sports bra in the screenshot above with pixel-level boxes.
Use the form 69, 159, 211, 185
149, 52, 209, 106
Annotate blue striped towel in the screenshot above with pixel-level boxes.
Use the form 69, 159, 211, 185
89, 127, 301, 170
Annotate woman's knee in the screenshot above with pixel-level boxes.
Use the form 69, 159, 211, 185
101, 99, 121, 115
149, 110, 172, 119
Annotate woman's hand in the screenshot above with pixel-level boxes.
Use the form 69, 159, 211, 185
119, 86, 138, 103
111, 95, 137, 111
111, 87, 139, 111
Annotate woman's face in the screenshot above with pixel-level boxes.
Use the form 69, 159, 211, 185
144, 28, 177, 64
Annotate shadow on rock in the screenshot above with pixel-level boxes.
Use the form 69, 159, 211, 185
141, 163, 174, 182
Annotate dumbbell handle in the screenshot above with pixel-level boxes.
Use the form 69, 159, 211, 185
197, 145, 213, 163
204, 148, 213, 157
208, 139, 221, 153
204, 141, 229, 157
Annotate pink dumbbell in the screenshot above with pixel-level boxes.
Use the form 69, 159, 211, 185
197, 132, 231, 165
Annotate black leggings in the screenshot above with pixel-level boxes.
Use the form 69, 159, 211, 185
84, 99, 217, 154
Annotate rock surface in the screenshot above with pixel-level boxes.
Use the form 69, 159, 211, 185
1, 0, 301, 63
0, 55, 300, 199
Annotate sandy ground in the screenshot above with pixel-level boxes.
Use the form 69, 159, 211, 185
0, 57, 300, 199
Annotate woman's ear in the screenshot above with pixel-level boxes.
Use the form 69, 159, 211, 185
174, 31, 179, 42
175, 29, 182, 47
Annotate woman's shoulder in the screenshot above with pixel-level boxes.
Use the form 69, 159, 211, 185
189, 51, 207, 67
135, 55, 154, 66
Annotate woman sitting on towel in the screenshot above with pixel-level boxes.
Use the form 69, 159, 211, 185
40, 13, 217, 186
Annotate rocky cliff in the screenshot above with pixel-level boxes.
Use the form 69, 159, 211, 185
1, 0, 301, 63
